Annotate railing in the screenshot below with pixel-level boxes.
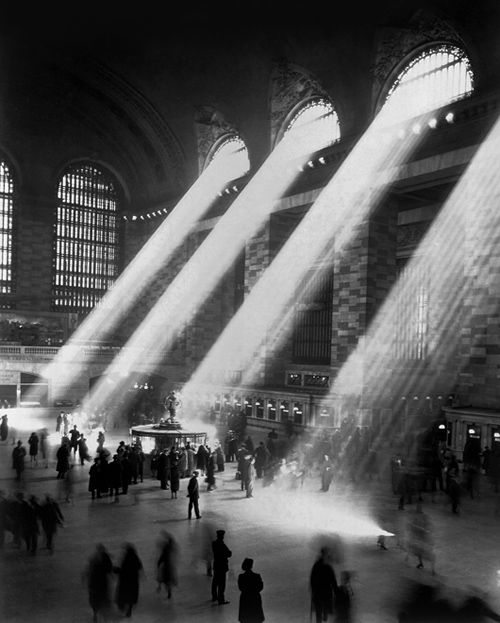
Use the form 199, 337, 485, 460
0, 344, 121, 358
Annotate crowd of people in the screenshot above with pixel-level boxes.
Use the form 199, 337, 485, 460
0, 489, 64, 553
82, 528, 266, 623
2, 407, 500, 622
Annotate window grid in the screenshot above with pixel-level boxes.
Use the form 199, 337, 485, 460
284, 99, 340, 154
293, 267, 333, 365
384, 45, 473, 119
0, 162, 14, 295
394, 259, 429, 360
53, 165, 119, 311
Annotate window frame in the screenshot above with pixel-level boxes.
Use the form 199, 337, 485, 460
52, 163, 122, 312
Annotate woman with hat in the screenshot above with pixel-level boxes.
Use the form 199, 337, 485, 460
238, 557, 265, 623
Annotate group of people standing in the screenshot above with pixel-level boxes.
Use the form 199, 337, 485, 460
151, 440, 225, 495
84, 529, 265, 623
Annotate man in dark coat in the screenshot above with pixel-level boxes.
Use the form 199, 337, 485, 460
196, 443, 209, 476
211, 529, 232, 605
187, 471, 201, 519
157, 449, 170, 490
56, 441, 70, 480
108, 455, 123, 502
21, 494, 40, 554
77, 436, 91, 465
12, 440, 26, 481
310, 547, 338, 623
39, 494, 64, 552
238, 557, 265, 623
253, 442, 270, 479
69, 425, 80, 456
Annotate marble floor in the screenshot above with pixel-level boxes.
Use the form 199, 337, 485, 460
0, 409, 499, 623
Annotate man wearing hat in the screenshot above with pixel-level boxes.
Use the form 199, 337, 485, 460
211, 529, 232, 605
187, 470, 201, 519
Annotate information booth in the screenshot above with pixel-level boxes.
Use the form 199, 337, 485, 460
130, 419, 207, 454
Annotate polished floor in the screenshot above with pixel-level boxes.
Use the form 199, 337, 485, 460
1, 409, 500, 623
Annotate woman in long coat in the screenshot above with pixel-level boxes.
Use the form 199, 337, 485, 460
85, 543, 113, 623
169, 453, 180, 499
238, 558, 265, 623
28, 432, 39, 465
157, 530, 178, 598
114, 543, 143, 617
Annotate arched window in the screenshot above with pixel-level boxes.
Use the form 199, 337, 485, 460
382, 44, 473, 120
0, 161, 15, 297
52, 163, 120, 311
283, 99, 340, 154
209, 135, 250, 183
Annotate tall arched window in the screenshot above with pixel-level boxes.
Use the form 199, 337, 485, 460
0, 161, 15, 297
52, 163, 120, 311
382, 44, 474, 120
208, 135, 250, 184
283, 99, 340, 155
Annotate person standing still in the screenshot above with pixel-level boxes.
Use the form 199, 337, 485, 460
211, 529, 232, 605
238, 557, 265, 623
12, 440, 26, 481
187, 471, 201, 519
310, 547, 338, 623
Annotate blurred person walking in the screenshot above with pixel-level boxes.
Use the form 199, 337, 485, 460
56, 440, 71, 480
405, 502, 435, 573
39, 428, 49, 468
84, 543, 114, 623
156, 530, 178, 599
39, 493, 64, 552
114, 542, 143, 617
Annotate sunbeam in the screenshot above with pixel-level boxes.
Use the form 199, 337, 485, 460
321, 111, 500, 472
75, 123, 325, 416
181, 107, 434, 405
41, 153, 237, 399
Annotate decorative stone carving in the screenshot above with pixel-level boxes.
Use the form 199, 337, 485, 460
269, 57, 331, 148
372, 9, 467, 106
194, 105, 238, 175
397, 222, 430, 249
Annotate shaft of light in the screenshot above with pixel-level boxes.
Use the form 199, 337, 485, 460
80, 127, 320, 414
42, 155, 235, 397
182, 109, 432, 402
323, 113, 500, 465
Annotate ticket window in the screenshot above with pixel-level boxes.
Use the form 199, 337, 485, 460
267, 399, 277, 421
437, 422, 452, 447
244, 397, 253, 418
280, 400, 290, 423
293, 402, 303, 425
255, 397, 264, 419
466, 424, 481, 441
492, 428, 500, 449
